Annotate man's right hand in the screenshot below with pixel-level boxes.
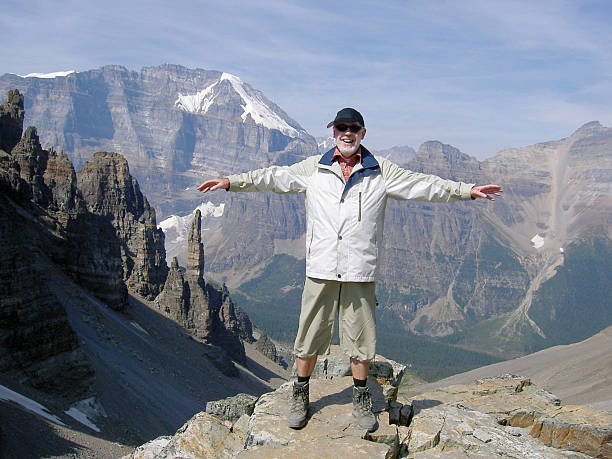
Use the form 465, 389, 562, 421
197, 178, 230, 193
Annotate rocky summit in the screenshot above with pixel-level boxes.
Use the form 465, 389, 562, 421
125, 353, 611, 458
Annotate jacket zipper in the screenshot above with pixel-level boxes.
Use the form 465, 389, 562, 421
308, 225, 314, 255
358, 192, 362, 221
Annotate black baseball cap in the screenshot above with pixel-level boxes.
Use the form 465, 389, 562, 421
327, 107, 365, 128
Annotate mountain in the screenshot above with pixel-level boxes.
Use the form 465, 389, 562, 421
0, 90, 283, 453
372, 145, 416, 165
0, 64, 318, 217
218, 130, 611, 380
2, 65, 610, 380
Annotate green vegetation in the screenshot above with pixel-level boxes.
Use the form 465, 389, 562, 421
232, 254, 305, 343
376, 329, 501, 381
447, 237, 612, 358
446, 313, 544, 358
453, 235, 527, 312
375, 305, 501, 381
529, 237, 612, 347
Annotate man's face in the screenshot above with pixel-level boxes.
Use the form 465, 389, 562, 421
333, 123, 366, 157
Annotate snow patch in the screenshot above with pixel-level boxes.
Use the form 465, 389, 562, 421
175, 80, 218, 113
0, 384, 65, 426
131, 321, 149, 335
531, 234, 545, 249
65, 408, 100, 432
158, 202, 224, 244
317, 136, 336, 153
18, 70, 76, 79
64, 397, 106, 432
175, 73, 301, 138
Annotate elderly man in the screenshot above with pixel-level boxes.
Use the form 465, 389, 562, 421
198, 108, 502, 432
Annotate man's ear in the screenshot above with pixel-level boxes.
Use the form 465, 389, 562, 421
361, 128, 366, 139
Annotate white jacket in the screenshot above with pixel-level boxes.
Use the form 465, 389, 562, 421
228, 147, 474, 282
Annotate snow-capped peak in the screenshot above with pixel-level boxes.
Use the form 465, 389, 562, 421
175, 73, 301, 138
18, 70, 76, 79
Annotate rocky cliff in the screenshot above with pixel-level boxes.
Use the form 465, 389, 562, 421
0, 88, 24, 153
0, 88, 245, 390
0, 90, 95, 398
77, 151, 168, 299
1, 90, 277, 452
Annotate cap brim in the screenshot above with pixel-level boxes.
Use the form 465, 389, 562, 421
326, 121, 335, 128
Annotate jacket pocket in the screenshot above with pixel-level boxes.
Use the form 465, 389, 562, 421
358, 192, 362, 221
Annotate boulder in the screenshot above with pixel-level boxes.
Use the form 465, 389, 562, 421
206, 393, 258, 423
290, 345, 406, 381
246, 376, 398, 458
123, 412, 244, 459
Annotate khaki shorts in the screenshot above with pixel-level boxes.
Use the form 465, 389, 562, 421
293, 277, 377, 361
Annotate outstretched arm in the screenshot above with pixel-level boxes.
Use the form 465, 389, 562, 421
197, 178, 230, 193
470, 184, 502, 201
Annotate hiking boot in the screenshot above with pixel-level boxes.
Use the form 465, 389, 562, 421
352, 385, 378, 431
287, 381, 309, 429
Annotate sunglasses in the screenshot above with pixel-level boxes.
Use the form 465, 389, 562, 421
334, 124, 363, 133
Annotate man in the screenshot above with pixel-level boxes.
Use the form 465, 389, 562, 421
198, 108, 502, 432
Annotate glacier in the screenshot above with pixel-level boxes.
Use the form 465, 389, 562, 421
175, 72, 301, 138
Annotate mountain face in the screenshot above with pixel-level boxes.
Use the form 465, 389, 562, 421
2, 66, 610, 374
0, 65, 318, 218
215, 128, 610, 367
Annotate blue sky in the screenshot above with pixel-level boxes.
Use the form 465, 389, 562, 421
2, 0, 611, 158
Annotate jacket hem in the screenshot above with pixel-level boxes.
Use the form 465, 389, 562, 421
306, 272, 377, 282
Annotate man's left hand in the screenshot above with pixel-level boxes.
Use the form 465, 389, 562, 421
471, 184, 503, 201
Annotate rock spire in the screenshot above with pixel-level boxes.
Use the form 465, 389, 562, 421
187, 209, 205, 282
155, 211, 253, 364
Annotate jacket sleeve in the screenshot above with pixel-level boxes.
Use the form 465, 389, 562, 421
380, 157, 474, 202
227, 155, 319, 194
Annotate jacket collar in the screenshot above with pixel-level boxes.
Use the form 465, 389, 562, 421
319, 145, 379, 169
318, 146, 380, 194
